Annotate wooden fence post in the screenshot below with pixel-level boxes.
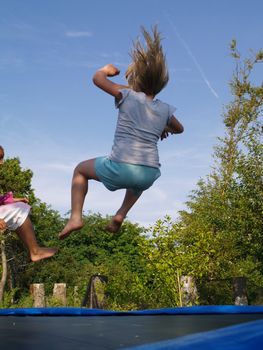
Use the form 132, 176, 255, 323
30, 283, 45, 307
53, 283, 67, 306
233, 277, 248, 305
53, 283, 67, 305
180, 276, 198, 306
81, 275, 107, 308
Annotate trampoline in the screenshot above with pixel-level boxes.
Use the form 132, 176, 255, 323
1, 306, 263, 349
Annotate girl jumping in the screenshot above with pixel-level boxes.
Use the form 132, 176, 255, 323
59, 26, 184, 239
0, 146, 57, 262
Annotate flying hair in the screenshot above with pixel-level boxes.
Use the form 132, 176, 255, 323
125, 25, 169, 96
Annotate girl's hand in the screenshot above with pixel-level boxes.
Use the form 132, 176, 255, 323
160, 130, 169, 140
13, 197, 29, 204
0, 219, 7, 231
99, 64, 120, 77
160, 127, 172, 140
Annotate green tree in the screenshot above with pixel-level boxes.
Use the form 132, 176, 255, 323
138, 217, 184, 307
178, 43, 263, 303
0, 157, 63, 305
23, 212, 150, 309
138, 44, 263, 306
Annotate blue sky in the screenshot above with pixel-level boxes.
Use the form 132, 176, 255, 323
1, 0, 262, 227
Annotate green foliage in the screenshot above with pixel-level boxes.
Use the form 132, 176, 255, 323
18, 211, 150, 309
0, 158, 35, 200
138, 217, 183, 307
197, 279, 234, 305
173, 44, 263, 302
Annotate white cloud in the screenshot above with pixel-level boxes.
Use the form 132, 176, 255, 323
0, 57, 24, 70
40, 162, 75, 173
0, 114, 12, 128
65, 31, 93, 38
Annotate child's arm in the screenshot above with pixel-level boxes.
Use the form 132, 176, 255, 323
0, 192, 29, 205
168, 116, 184, 134
13, 197, 29, 204
93, 64, 127, 100
161, 116, 184, 140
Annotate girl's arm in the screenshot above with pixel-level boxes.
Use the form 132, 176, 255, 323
92, 64, 128, 100
160, 116, 184, 140
168, 116, 184, 134
0, 192, 29, 205
13, 197, 29, 204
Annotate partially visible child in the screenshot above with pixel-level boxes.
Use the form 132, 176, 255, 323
0, 146, 57, 262
59, 26, 184, 239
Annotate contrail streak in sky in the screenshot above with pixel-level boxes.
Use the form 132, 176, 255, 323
166, 14, 219, 99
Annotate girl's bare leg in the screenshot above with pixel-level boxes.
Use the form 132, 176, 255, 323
106, 189, 142, 233
16, 217, 57, 262
59, 159, 99, 240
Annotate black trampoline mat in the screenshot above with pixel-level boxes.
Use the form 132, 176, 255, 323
1, 314, 263, 350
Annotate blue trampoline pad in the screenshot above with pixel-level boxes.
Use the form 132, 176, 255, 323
0, 306, 263, 350
125, 319, 263, 350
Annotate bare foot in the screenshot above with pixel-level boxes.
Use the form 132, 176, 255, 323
105, 215, 124, 233
58, 218, 84, 240
31, 247, 58, 262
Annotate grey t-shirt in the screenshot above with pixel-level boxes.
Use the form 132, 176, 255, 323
109, 89, 175, 168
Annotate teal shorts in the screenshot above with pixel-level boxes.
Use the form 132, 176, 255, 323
94, 157, 161, 196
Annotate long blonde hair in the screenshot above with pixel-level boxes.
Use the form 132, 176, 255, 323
125, 26, 169, 96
